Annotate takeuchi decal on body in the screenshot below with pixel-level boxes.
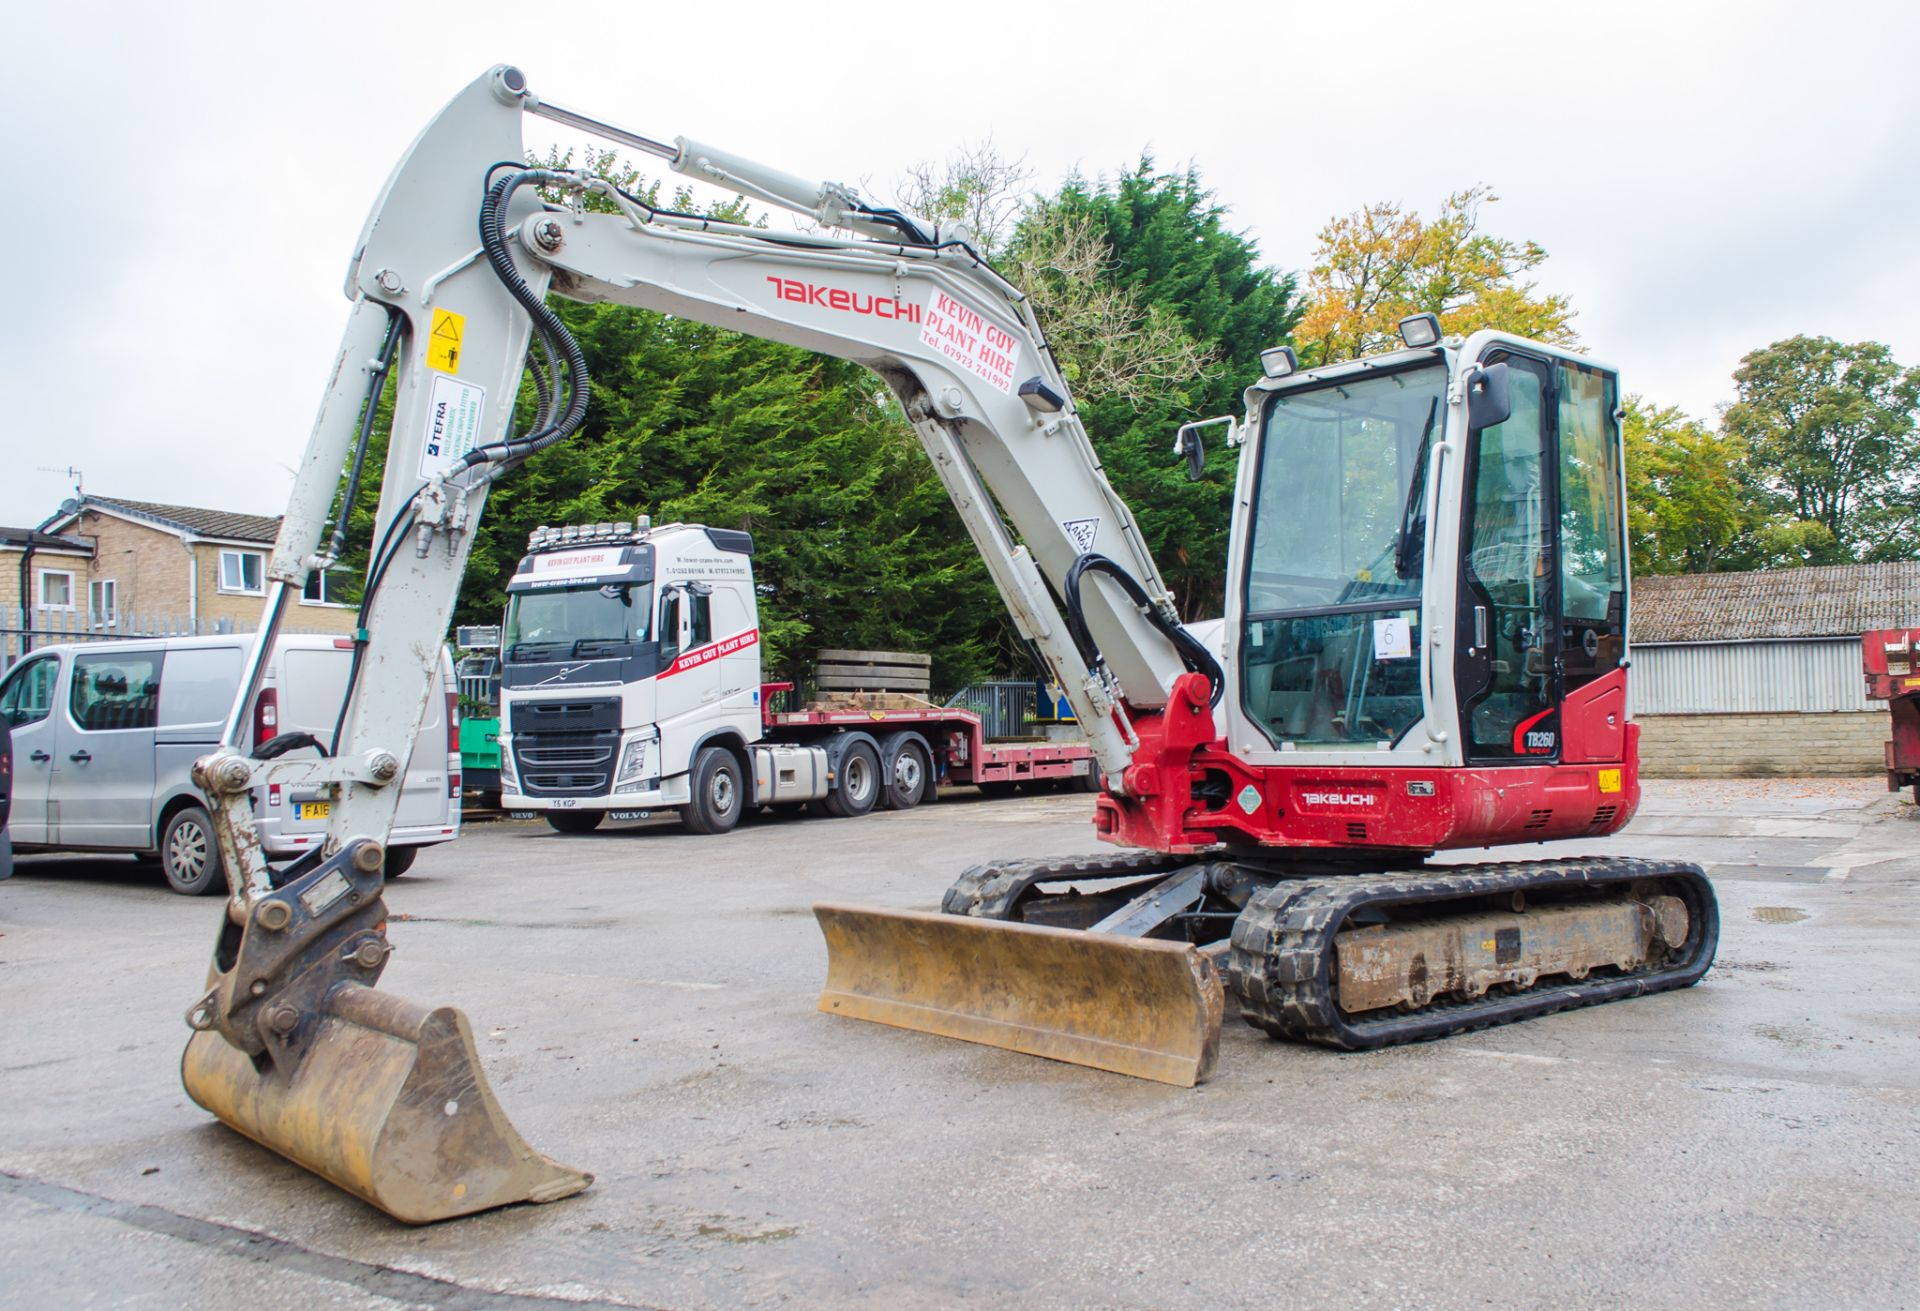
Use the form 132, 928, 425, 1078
660, 628, 759, 678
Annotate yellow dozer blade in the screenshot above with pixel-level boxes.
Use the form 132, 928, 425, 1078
814, 904, 1224, 1087
181, 983, 590, 1225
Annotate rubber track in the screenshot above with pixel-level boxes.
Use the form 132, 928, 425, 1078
1227, 856, 1720, 1050
940, 851, 1205, 919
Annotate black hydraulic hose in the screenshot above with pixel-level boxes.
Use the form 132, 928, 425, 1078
461, 170, 590, 467
326, 305, 406, 562
1063, 553, 1226, 707
329, 489, 423, 752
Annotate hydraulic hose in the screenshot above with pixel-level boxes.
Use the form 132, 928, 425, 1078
462, 169, 592, 467
1063, 553, 1226, 707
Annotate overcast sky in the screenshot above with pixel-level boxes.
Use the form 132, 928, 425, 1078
5, 0, 1917, 528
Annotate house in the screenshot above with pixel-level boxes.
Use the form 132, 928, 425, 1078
1631, 561, 1920, 777
3, 495, 357, 663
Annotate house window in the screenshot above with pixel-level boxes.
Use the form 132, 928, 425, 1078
219, 550, 265, 595
89, 578, 118, 622
301, 570, 351, 607
37, 569, 75, 610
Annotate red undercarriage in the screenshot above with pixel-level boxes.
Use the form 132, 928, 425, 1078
1094, 672, 1640, 857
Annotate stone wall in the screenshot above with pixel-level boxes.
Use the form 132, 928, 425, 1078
1637, 711, 1888, 778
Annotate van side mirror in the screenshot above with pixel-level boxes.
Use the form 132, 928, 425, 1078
1467, 362, 1512, 429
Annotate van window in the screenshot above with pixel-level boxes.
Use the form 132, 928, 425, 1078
0, 656, 59, 726
71, 650, 163, 732
157, 645, 245, 727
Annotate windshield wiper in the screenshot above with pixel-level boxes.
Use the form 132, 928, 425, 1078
506, 641, 569, 662
571, 638, 628, 657
1393, 397, 1441, 580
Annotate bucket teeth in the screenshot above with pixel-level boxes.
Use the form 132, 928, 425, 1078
182, 983, 589, 1224
814, 903, 1224, 1087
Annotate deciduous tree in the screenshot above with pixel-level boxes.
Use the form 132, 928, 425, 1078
1295, 185, 1575, 365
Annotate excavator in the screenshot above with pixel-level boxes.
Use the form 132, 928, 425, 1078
180, 66, 1718, 1224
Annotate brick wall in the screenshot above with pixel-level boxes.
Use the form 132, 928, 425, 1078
1637, 711, 1888, 778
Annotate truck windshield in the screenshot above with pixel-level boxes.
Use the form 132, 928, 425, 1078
1240, 363, 1447, 747
504, 583, 653, 661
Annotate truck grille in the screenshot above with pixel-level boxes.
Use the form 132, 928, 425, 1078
510, 698, 622, 798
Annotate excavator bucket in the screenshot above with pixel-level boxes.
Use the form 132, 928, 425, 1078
814, 904, 1224, 1087
181, 983, 590, 1225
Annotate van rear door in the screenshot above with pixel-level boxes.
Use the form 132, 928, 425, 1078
156, 642, 246, 835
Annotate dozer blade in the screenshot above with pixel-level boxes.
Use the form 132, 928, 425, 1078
182, 983, 590, 1225
814, 903, 1224, 1087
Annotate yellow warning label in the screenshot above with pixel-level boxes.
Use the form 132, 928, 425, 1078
426, 308, 465, 374
1903, 676, 1920, 690
1597, 768, 1623, 794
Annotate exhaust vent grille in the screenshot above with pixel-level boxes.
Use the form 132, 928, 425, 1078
1524, 808, 1553, 830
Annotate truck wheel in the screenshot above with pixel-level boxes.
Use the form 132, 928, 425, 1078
161, 805, 225, 896
383, 846, 419, 879
822, 740, 881, 818
683, 747, 745, 835
545, 810, 604, 835
879, 734, 932, 810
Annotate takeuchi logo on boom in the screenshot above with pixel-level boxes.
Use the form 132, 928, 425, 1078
765, 277, 922, 322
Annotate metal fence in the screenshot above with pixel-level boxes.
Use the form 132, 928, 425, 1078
1, 607, 348, 669
944, 681, 1042, 739
1631, 638, 1873, 715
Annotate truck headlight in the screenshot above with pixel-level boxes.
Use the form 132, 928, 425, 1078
498, 739, 517, 790
615, 729, 658, 792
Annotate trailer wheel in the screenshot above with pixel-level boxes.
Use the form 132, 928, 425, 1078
683, 746, 745, 835
545, 810, 604, 834
878, 733, 932, 810
977, 780, 1018, 799
821, 740, 881, 818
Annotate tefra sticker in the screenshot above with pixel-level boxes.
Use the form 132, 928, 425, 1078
418, 374, 487, 481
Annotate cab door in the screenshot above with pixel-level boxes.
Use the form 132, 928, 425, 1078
1455, 352, 1559, 762
0, 654, 62, 844
1453, 350, 1628, 765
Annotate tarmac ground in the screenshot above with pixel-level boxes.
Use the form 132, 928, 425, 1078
2, 776, 1916, 1309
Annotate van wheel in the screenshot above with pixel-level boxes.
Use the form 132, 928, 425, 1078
682, 747, 744, 835
383, 846, 419, 879
545, 810, 604, 834
879, 735, 931, 810
822, 740, 881, 818
0, 827, 11, 881
161, 806, 225, 896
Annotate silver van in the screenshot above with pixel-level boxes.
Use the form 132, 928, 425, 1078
0, 634, 460, 893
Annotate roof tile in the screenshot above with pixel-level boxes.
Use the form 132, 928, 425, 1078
1633, 562, 1920, 642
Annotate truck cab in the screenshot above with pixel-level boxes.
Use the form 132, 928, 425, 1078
499, 520, 763, 825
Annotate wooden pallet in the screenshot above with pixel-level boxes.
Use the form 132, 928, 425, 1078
813, 648, 932, 693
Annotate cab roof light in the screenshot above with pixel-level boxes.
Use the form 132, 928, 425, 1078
1398, 312, 1441, 349
1259, 345, 1298, 379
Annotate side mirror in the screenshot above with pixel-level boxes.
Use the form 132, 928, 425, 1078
1172, 416, 1238, 482
1467, 362, 1512, 429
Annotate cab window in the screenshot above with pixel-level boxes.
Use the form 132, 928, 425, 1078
0, 656, 59, 726
70, 650, 163, 732
690, 592, 712, 647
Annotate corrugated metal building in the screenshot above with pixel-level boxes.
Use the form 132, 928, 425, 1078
1630, 562, 1920, 776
